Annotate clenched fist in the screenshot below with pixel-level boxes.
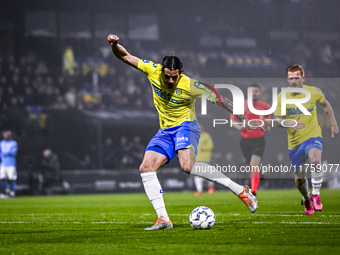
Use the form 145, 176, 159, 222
107, 34, 119, 46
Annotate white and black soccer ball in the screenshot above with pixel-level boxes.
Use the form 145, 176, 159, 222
189, 206, 215, 229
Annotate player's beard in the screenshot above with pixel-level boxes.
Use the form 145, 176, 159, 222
166, 82, 174, 88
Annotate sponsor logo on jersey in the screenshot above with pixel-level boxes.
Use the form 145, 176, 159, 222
152, 84, 185, 104
287, 107, 313, 115
177, 137, 189, 142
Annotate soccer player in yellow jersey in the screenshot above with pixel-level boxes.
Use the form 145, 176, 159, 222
194, 125, 215, 196
108, 34, 259, 230
274, 64, 339, 215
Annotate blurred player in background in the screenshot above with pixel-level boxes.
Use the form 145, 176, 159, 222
230, 84, 271, 196
194, 124, 215, 196
0, 131, 18, 198
41, 148, 61, 194
108, 33, 261, 230
274, 64, 339, 215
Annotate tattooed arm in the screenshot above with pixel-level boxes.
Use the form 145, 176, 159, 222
203, 86, 264, 131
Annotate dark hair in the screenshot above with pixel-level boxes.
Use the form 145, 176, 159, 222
250, 84, 260, 89
162, 56, 183, 71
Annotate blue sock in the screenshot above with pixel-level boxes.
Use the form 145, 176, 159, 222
10, 182, 15, 191
1, 181, 7, 190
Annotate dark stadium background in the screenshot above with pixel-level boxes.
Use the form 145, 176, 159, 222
0, 0, 339, 195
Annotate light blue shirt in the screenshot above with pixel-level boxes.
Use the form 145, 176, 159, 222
0, 139, 18, 167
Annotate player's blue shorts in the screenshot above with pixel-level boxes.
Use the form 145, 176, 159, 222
288, 137, 323, 171
145, 120, 201, 163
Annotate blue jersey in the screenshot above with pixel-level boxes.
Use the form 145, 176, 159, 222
0, 139, 18, 167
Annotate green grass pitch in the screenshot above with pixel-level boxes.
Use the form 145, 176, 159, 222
1, 189, 339, 255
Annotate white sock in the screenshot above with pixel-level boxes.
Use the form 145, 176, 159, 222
140, 172, 170, 221
311, 171, 323, 195
298, 179, 310, 201
194, 176, 204, 192
191, 162, 243, 195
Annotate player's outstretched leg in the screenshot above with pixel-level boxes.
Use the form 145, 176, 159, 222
238, 185, 258, 213
191, 162, 258, 213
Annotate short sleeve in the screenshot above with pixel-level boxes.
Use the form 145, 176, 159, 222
137, 59, 158, 76
314, 87, 325, 104
190, 80, 207, 98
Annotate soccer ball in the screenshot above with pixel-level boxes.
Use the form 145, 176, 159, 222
189, 206, 215, 229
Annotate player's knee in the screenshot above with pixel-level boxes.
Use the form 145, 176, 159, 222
139, 164, 147, 173
294, 177, 306, 186
310, 158, 321, 166
139, 163, 154, 173
180, 162, 191, 174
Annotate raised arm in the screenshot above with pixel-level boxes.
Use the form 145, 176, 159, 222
197, 83, 263, 131
319, 98, 339, 138
107, 34, 139, 69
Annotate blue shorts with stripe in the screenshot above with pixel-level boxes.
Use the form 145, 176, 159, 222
145, 121, 201, 163
288, 137, 323, 170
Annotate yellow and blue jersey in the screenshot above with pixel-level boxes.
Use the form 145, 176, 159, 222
137, 59, 205, 129
274, 85, 325, 150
